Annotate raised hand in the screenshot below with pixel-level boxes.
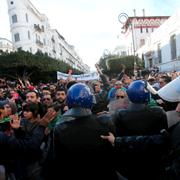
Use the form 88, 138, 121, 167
95, 63, 102, 75
121, 64, 126, 72
37, 109, 57, 127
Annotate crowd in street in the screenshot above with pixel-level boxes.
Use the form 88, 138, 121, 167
0, 65, 180, 180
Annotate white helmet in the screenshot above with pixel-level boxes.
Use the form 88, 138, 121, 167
157, 76, 180, 102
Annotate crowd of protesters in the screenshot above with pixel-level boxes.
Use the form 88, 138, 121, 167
0, 64, 179, 180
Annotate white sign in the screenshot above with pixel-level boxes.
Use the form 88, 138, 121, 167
57, 71, 99, 81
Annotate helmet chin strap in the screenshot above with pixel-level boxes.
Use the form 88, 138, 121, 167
147, 82, 157, 95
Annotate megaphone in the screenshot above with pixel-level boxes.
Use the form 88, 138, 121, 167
157, 76, 180, 102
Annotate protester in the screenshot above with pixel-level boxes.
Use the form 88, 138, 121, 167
0, 108, 56, 179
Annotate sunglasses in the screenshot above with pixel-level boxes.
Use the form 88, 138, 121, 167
43, 98, 51, 101
56, 93, 65, 96
116, 96, 125, 99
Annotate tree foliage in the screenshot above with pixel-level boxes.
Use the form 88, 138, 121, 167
98, 55, 144, 77
0, 50, 82, 83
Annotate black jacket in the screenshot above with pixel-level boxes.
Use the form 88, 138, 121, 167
0, 125, 45, 161
165, 122, 180, 180
113, 103, 168, 136
114, 132, 169, 153
112, 103, 168, 180
47, 107, 118, 180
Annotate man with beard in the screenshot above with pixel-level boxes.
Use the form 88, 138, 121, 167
54, 88, 68, 114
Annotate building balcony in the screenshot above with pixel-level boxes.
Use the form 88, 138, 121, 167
51, 37, 55, 43
67, 58, 74, 64
36, 40, 43, 47
34, 24, 44, 32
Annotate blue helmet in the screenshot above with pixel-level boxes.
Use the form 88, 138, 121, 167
126, 80, 150, 103
67, 83, 93, 109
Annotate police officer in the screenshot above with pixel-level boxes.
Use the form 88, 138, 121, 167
50, 83, 120, 180
112, 80, 168, 180
113, 80, 168, 136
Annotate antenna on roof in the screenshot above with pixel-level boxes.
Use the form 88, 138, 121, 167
142, 9, 145, 17
133, 9, 136, 17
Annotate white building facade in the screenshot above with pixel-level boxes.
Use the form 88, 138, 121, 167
0, 38, 14, 53
122, 14, 169, 56
7, 0, 90, 72
136, 9, 180, 72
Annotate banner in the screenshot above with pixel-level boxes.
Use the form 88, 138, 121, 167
57, 71, 99, 81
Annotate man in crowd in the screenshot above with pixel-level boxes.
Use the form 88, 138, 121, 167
54, 88, 68, 114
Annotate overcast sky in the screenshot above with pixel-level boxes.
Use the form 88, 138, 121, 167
1, 0, 180, 70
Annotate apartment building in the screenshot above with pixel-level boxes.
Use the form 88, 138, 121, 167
0, 37, 14, 53
7, 0, 90, 72
137, 8, 180, 72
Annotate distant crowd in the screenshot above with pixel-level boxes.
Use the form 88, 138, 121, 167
0, 64, 180, 180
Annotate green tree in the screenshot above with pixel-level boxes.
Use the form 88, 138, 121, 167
98, 55, 144, 77
0, 50, 82, 83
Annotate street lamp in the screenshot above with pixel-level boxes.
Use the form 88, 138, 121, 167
118, 13, 137, 77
